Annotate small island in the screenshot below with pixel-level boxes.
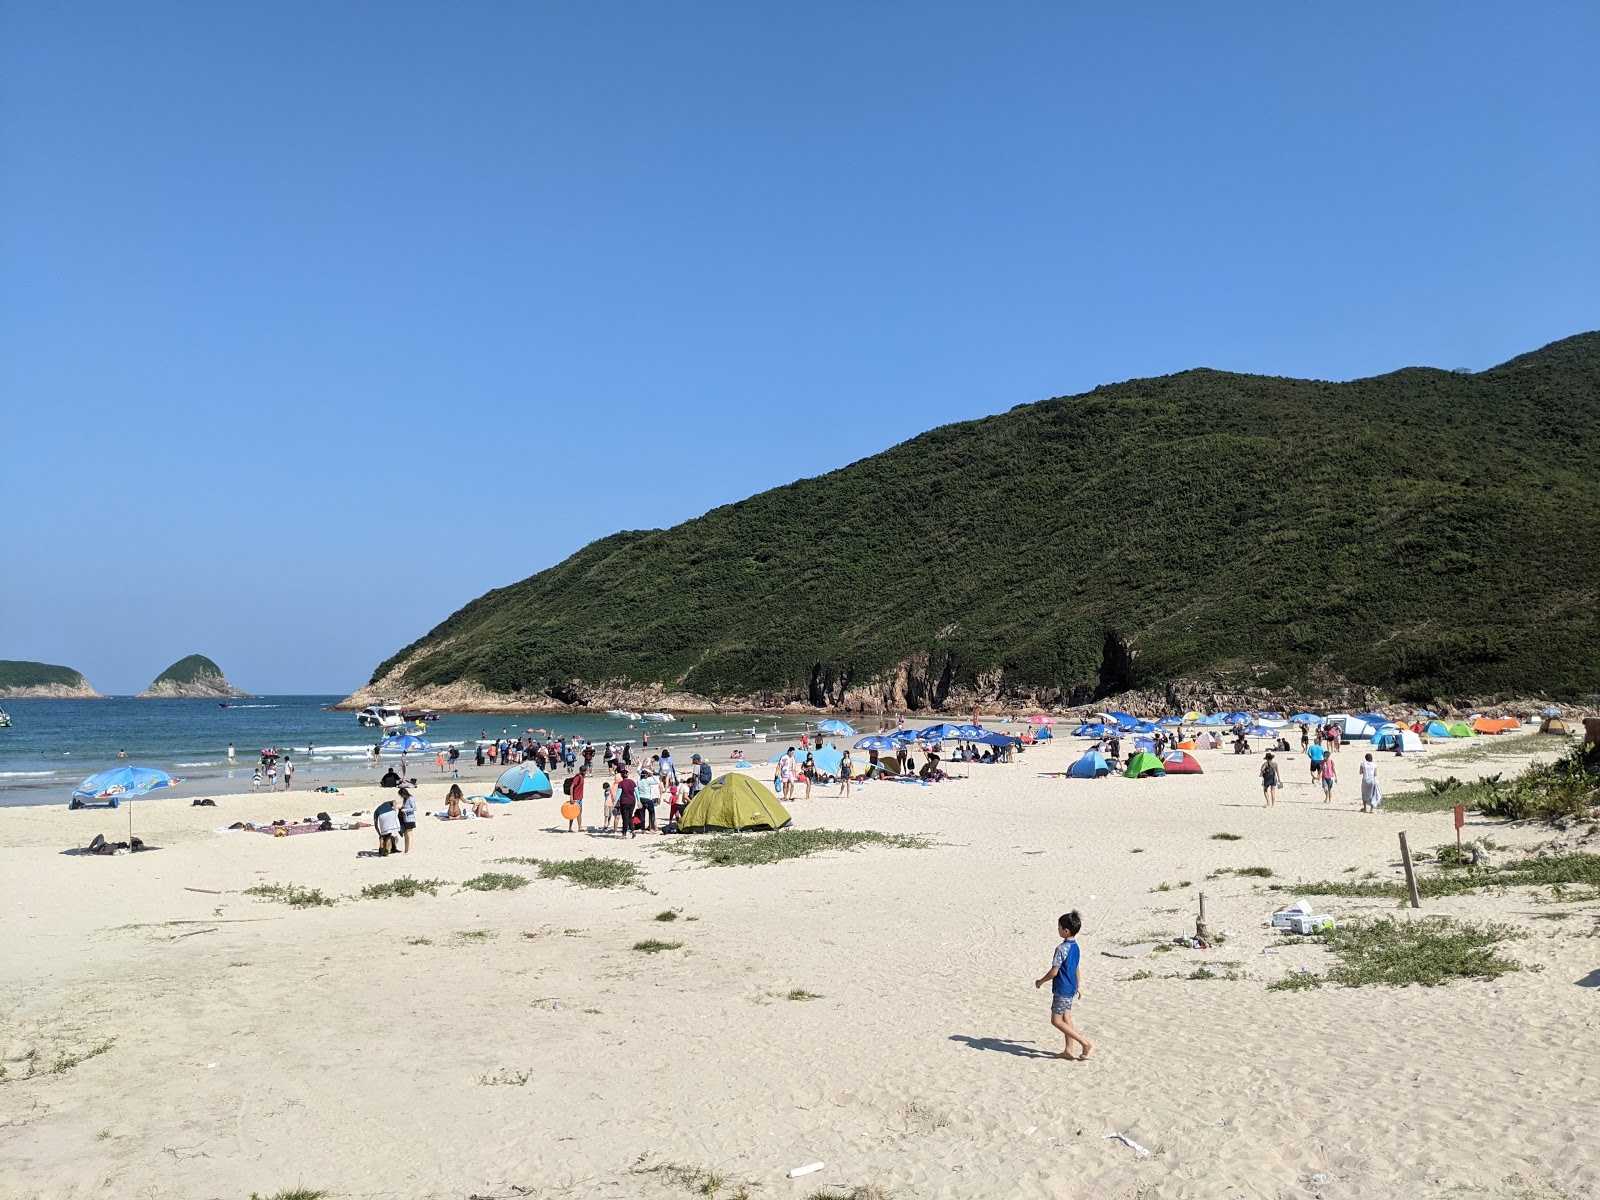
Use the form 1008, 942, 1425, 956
137, 654, 252, 699
0, 659, 103, 699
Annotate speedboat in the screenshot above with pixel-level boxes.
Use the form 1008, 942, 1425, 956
606, 709, 642, 720
641, 712, 674, 722
357, 702, 408, 731
403, 709, 440, 722
0, 705, 10, 728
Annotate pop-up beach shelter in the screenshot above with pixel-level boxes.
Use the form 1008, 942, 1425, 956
1473, 717, 1521, 735
1124, 751, 1166, 779
1447, 722, 1474, 737
495, 765, 553, 799
770, 747, 844, 775
1033, 725, 1053, 740
1161, 750, 1203, 774
678, 772, 792, 832
1540, 716, 1573, 735
1372, 728, 1423, 753
1425, 721, 1452, 739
1068, 750, 1111, 778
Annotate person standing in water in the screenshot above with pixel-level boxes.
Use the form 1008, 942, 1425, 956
227, 742, 235, 764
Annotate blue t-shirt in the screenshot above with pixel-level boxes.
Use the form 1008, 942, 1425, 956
1051, 939, 1080, 998
1309, 745, 1326, 764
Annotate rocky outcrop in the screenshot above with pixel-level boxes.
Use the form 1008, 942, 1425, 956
137, 655, 251, 699
0, 661, 102, 699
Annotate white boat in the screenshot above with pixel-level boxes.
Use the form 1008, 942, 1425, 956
606, 709, 642, 720
641, 712, 674, 722
357, 702, 408, 731
0, 705, 10, 729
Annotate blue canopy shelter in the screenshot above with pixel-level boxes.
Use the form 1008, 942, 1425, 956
772, 746, 845, 775
380, 733, 433, 755
494, 765, 553, 799
1068, 750, 1111, 779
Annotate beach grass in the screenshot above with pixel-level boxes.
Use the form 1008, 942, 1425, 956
462, 872, 531, 891
456, 929, 495, 941
655, 910, 680, 921
1424, 733, 1546, 766
494, 856, 641, 889
1267, 972, 1324, 992
51, 1039, 114, 1074
1211, 832, 1243, 841
1275, 852, 1600, 901
243, 883, 336, 908
663, 828, 929, 867
633, 939, 683, 954
786, 988, 823, 1001
360, 875, 446, 899
1320, 917, 1524, 987
250, 1191, 328, 1200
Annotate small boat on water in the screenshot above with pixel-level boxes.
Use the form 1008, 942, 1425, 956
0, 705, 11, 728
358, 702, 409, 731
641, 712, 674, 722
218, 701, 232, 708
403, 709, 440, 722
606, 709, 643, 720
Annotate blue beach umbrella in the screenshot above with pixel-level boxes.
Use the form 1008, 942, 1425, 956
853, 735, 899, 751
70, 765, 183, 841
953, 725, 987, 740
973, 731, 1021, 747
817, 719, 856, 736
917, 723, 965, 742
888, 729, 918, 744
380, 733, 433, 754
1289, 713, 1321, 725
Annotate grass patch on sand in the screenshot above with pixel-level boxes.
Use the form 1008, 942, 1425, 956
404, 936, 432, 946
52, 1039, 114, 1074
1386, 747, 1597, 823
495, 856, 641, 889
786, 988, 823, 1001
633, 939, 683, 954
360, 875, 446, 899
243, 883, 336, 908
655, 910, 680, 921
478, 1068, 531, 1086
1319, 917, 1524, 987
805, 1186, 892, 1200
1236, 866, 1274, 878
1267, 972, 1324, 992
250, 1191, 328, 1200
1275, 852, 1600, 901
456, 929, 495, 942
664, 828, 929, 867
462, 872, 530, 892
1211, 832, 1243, 841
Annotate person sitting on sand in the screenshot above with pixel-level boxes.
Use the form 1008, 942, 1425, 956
444, 784, 466, 819
380, 767, 402, 788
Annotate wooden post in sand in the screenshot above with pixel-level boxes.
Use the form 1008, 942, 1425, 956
1398, 832, 1421, 909
1196, 892, 1211, 940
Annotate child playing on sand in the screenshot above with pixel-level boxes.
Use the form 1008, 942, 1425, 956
1035, 912, 1093, 1061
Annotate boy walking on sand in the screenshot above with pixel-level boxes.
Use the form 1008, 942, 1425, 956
1035, 911, 1093, 1061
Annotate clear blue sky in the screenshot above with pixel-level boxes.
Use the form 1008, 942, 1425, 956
3, 3, 1596, 695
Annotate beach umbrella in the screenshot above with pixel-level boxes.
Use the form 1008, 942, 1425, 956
1221, 711, 1250, 724
972, 731, 1020, 747
1127, 721, 1160, 734
888, 728, 918, 744
1243, 724, 1278, 738
1288, 713, 1321, 724
817, 719, 856, 736
69, 765, 183, 843
953, 724, 987, 740
380, 733, 433, 754
1156, 715, 1183, 726
1028, 714, 1055, 725
1542, 706, 1561, 716
1194, 714, 1224, 726
853, 735, 900, 751
916, 723, 965, 742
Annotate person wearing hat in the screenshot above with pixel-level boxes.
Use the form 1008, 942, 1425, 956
688, 753, 712, 798
1259, 752, 1280, 808
636, 766, 661, 833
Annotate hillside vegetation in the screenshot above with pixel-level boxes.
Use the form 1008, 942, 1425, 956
152, 654, 226, 685
0, 660, 98, 697
369, 332, 1600, 708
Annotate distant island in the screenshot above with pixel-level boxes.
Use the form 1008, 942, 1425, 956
137, 655, 252, 699
0, 660, 102, 699
345, 331, 1600, 715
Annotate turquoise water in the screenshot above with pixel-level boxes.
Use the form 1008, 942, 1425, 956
0, 697, 795, 806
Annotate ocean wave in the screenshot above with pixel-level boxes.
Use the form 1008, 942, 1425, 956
174, 761, 221, 767
0, 770, 60, 777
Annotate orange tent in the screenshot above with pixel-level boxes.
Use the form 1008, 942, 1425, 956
1176, 739, 1196, 750
1472, 717, 1520, 735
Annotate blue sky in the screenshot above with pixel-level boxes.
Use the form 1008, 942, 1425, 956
3, 3, 1596, 695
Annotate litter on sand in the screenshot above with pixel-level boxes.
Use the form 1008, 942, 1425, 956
1104, 1132, 1150, 1158
787, 1162, 825, 1178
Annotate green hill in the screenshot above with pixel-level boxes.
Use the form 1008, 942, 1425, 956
152, 654, 226, 685
0, 660, 99, 697
367, 332, 1600, 708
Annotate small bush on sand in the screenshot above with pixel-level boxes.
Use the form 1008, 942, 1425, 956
1267, 972, 1324, 992
495, 856, 641, 889
633, 939, 682, 954
786, 988, 822, 1001
244, 883, 335, 908
1211, 832, 1242, 841
361, 876, 446, 899
665, 828, 928, 867
462, 872, 530, 892
1321, 917, 1523, 987
52, 1040, 114, 1074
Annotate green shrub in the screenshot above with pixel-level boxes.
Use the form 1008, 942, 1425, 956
664, 828, 928, 867
360, 876, 446, 899
244, 883, 336, 908
462, 872, 530, 892
1321, 917, 1523, 987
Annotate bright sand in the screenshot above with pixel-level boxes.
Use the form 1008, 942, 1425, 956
2, 735, 1596, 1199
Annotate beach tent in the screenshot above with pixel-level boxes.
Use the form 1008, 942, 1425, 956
1425, 720, 1452, 739
678, 772, 793, 833
1447, 722, 1475, 737
1336, 716, 1376, 739
1472, 717, 1520, 735
1032, 725, 1053, 741
1193, 714, 1225, 726
1540, 717, 1573, 735
1068, 750, 1111, 779
494, 765, 553, 799
1124, 751, 1166, 779
1371, 728, 1424, 753
1161, 750, 1203, 774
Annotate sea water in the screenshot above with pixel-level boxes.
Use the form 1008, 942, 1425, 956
0, 696, 811, 807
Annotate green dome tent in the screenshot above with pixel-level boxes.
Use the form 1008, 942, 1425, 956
1124, 750, 1167, 779
678, 772, 793, 833
1447, 722, 1474, 738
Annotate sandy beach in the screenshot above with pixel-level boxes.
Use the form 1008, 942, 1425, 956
3, 732, 1596, 1199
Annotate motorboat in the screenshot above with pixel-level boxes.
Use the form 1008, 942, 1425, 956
641, 712, 674, 722
357, 702, 408, 731
606, 709, 642, 720
0, 705, 10, 728
403, 709, 440, 722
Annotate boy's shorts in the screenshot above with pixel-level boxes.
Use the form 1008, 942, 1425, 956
1051, 994, 1075, 1015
